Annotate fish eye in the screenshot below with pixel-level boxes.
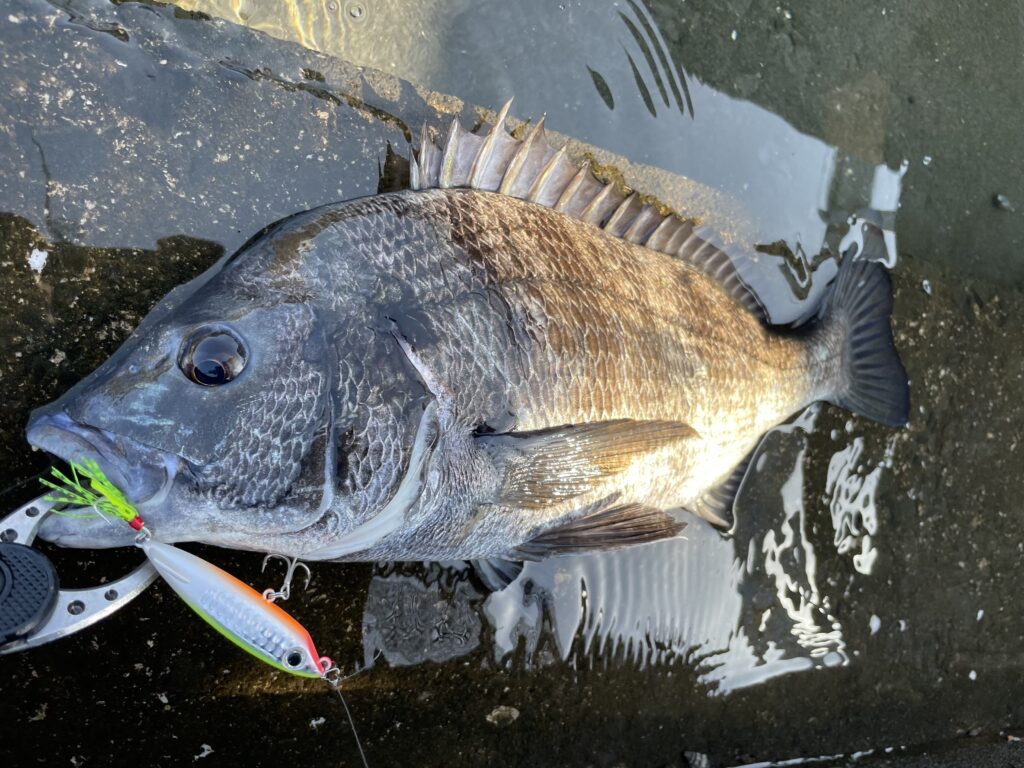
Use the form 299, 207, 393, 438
178, 326, 247, 387
283, 648, 305, 669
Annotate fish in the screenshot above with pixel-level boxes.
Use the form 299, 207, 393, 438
27, 101, 909, 571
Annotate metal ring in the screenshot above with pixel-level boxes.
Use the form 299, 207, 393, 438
320, 658, 342, 687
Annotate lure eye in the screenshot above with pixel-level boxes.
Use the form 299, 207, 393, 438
179, 327, 247, 387
284, 648, 305, 670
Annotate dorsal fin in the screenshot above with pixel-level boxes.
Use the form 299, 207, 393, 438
410, 99, 769, 323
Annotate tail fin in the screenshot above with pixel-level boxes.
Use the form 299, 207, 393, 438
822, 257, 910, 426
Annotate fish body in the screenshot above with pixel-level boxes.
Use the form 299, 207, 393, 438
28, 104, 908, 563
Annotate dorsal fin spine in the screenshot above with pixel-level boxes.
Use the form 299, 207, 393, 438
555, 164, 589, 213
415, 123, 428, 187
498, 117, 546, 196
409, 154, 420, 190
468, 99, 513, 189
624, 205, 661, 244
527, 145, 567, 204
579, 182, 616, 226
645, 216, 678, 252
438, 118, 462, 188
605, 193, 641, 237
665, 221, 693, 253
411, 99, 771, 323
677, 231, 703, 260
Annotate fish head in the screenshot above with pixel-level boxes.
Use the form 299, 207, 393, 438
28, 258, 338, 551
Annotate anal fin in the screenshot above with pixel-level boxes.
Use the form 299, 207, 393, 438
513, 501, 685, 560
470, 558, 524, 592
692, 448, 757, 529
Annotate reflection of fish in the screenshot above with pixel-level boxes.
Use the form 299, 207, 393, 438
27, 102, 908, 565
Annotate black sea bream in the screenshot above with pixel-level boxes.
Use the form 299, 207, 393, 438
28, 102, 909, 568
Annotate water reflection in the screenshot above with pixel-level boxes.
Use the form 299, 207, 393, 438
606, 0, 694, 118
363, 563, 483, 666
361, 403, 902, 694
176, 0, 906, 327
825, 434, 897, 576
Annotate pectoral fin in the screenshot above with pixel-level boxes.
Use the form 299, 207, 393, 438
513, 500, 685, 559
476, 419, 698, 510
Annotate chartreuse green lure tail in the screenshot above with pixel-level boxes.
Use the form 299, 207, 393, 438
40, 458, 145, 529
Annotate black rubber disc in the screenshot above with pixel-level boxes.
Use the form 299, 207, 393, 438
0, 542, 59, 646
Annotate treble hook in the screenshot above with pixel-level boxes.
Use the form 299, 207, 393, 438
260, 554, 312, 603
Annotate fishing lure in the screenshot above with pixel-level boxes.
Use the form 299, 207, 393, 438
42, 460, 335, 679
42, 460, 370, 767
141, 539, 332, 678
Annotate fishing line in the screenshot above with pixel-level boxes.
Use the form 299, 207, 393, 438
331, 685, 369, 768
321, 649, 380, 768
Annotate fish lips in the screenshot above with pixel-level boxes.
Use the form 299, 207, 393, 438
27, 410, 181, 545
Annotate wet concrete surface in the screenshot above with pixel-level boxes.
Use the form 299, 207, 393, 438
1, 1, 1024, 767
645, 0, 1024, 284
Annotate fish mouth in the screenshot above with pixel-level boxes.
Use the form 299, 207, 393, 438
26, 411, 323, 550
27, 411, 182, 546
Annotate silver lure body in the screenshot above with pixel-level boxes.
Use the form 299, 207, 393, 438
141, 538, 326, 677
